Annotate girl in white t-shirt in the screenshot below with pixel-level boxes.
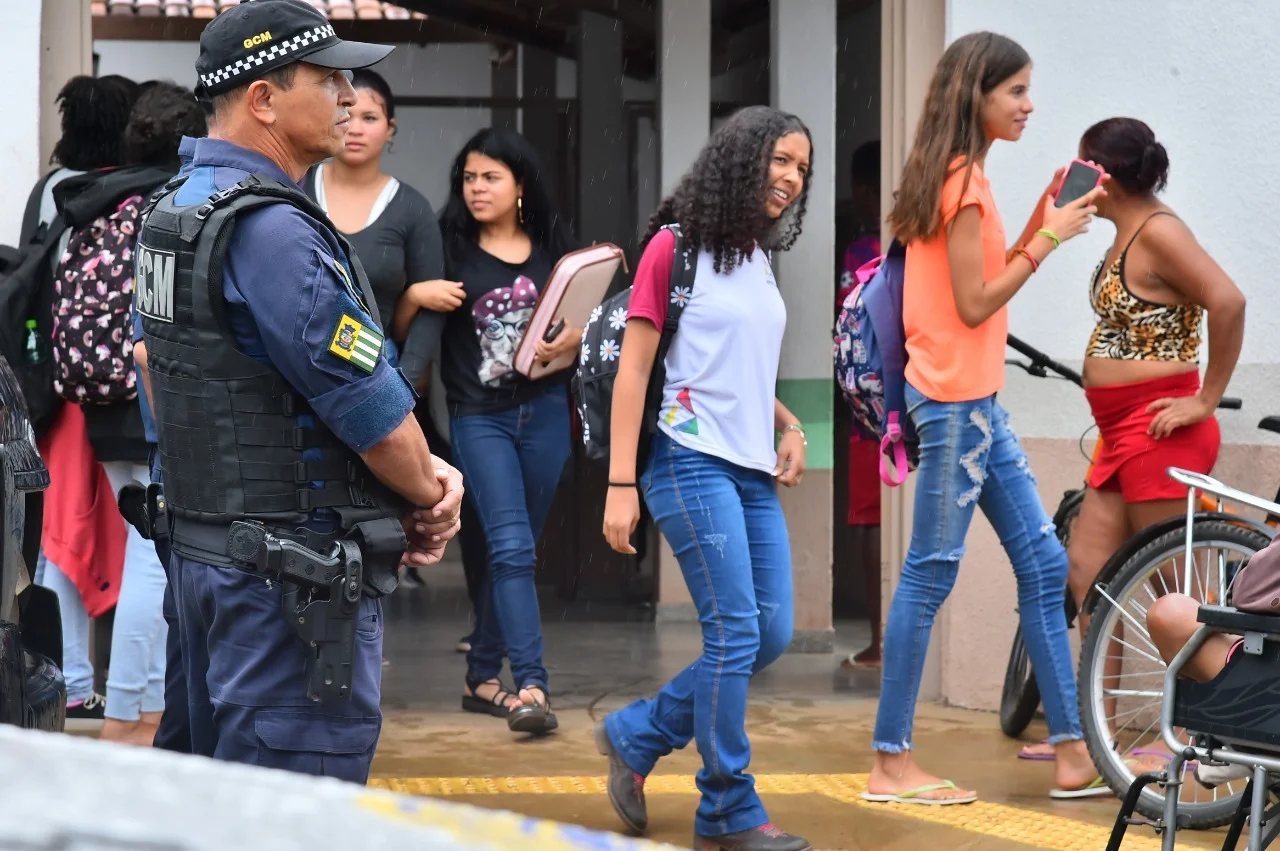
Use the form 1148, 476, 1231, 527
597, 106, 813, 851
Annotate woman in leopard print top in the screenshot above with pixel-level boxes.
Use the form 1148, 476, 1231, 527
1020, 117, 1246, 762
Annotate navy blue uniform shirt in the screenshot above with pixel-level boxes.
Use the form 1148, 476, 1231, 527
156, 137, 414, 453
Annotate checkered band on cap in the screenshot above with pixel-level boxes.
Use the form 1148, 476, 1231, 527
199, 24, 336, 92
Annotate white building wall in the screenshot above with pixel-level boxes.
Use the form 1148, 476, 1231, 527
947, 0, 1280, 447
4, 0, 46, 246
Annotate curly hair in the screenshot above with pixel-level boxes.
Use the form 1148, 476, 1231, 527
642, 105, 812, 274
124, 81, 207, 167
51, 74, 140, 170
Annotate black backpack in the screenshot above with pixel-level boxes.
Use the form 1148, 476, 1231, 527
572, 224, 697, 475
0, 173, 67, 437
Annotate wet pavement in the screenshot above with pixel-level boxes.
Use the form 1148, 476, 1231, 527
373, 564, 1226, 850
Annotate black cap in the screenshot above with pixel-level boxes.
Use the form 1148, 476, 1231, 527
195, 0, 393, 97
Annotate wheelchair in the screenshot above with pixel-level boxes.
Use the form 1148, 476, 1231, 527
1109, 469, 1280, 851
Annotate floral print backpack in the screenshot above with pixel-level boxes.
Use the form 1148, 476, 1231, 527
571, 224, 696, 468
51, 194, 143, 404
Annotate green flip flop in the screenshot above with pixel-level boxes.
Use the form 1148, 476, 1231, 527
1048, 775, 1113, 799
861, 780, 978, 806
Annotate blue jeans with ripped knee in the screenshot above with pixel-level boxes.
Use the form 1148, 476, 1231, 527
873, 384, 1081, 752
606, 433, 794, 837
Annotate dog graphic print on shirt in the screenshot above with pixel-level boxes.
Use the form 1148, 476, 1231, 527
471, 275, 539, 385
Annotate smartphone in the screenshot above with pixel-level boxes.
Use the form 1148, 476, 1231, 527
543, 318, 566, 344
1054, 159, 1105, 207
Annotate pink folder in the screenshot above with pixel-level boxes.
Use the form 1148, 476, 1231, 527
515, 242, 626, 380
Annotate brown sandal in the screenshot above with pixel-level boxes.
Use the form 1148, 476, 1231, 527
462, 678, 518, 718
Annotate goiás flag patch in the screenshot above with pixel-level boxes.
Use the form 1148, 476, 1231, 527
329, 313, 382, 373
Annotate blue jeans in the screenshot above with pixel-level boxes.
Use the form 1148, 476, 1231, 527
607, 434, 794, 837
100, 461, 168, 722
450, 385, 571, 692
36, 550, 94, 704
873, 385, 1081, 751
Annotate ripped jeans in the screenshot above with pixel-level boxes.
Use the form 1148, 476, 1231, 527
607, 433, 793, 837
873, 385, 1081, 752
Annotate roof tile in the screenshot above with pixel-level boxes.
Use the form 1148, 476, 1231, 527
96, 0, 423, 20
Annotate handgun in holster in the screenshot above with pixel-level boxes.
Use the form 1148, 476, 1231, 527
225, 521, 364, 703
116, 480, 170, 542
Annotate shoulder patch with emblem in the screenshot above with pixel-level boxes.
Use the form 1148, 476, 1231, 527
328, 313, 383, 374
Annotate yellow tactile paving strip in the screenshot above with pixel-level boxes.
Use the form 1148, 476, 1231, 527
369, 773, 1176, 850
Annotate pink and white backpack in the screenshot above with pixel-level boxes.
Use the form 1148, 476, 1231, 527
51, 194, 143, 404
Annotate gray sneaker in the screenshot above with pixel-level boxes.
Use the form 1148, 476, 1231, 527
594, 720, 647, 834
693, 824, 812, 851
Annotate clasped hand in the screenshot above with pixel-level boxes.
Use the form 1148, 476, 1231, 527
401, 458, 464, 566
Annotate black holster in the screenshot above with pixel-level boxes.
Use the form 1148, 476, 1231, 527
341, 515, 408, 598
226, 521, 364, 703
117, 480, 170, 542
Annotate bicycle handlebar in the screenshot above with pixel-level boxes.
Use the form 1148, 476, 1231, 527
1006, 334, 1084, 387
1005, 334, 1242, 410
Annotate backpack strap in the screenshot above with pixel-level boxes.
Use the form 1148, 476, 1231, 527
19, 171, 58, 247
659, 223, 695, 335
642, 224, 697, 437
880, 412, 910, 487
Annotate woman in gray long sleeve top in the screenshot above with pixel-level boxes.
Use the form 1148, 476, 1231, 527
305, 70, 487, 630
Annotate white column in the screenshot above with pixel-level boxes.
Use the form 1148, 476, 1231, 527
770, 0, 837, 648
880, 0, 946, 696
658, 0, 711, 195
2, 0, 92, 245
3, 0, 45, 246
41, 0, 93, 171
652, 0, 711, 621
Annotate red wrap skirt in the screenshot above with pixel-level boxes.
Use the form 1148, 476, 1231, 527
1085, 370, 1220, 502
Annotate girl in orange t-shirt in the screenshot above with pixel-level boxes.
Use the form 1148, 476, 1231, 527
863, 32, 1105, 806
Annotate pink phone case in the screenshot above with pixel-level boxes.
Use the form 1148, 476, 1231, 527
514, 243, 626, 380
1053, 158, 1104, 203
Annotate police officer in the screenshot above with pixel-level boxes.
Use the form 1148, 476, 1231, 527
134, 0, 462, 782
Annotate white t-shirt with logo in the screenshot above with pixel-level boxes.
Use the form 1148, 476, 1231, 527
626, 228, 786, 474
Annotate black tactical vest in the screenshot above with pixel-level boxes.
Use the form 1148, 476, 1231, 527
135, 173, 407, 545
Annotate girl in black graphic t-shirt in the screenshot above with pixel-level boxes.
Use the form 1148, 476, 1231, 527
399, 129, 578, 735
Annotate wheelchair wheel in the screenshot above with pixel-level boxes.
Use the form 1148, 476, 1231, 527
999, 488, 1083, 738
1078, 519, 1271, 829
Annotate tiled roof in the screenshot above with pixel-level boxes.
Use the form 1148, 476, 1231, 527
92, 1, 426, 20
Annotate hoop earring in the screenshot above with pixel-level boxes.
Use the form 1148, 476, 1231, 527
385, 140, 395, 153
517, 196, 524, 224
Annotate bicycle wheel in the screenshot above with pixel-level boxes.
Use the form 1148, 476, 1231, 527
1000, 627, 1041, 737
999, 488, 1083, 738
1078, 519, 1271, 829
